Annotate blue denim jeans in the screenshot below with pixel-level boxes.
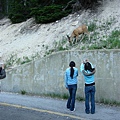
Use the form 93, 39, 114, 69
85, 85, 95, 114
67, 84, 77, 111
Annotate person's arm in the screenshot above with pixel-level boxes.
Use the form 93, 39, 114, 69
76, 69, 78, 77
80, 63, 84, 72
82, 69, 96, 76
64, 71, 68, 89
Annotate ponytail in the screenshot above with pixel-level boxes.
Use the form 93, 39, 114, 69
69, 61, 75, 79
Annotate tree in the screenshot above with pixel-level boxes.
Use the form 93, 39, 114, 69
79, 0, 102, 9
3, 0, 102, 23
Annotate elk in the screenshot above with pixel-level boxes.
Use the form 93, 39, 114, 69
67, 24, 90, 44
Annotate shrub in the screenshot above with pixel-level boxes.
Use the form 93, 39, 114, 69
9, 13, 26, 23
8, 0, 31, 23
7, 0, 72, 24
31, 4, 71, 24
21, 90, 27, 95
106, 30, 120, 49
88, 22, 97, 32
88, 30, 120, 50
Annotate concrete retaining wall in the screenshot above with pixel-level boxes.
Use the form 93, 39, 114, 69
1, 50, 120, 102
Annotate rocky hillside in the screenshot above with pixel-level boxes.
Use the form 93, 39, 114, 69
0, 0, 120, 68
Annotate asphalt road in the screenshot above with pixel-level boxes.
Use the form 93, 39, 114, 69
0, 92, 120, 120
0, 104, 79, 120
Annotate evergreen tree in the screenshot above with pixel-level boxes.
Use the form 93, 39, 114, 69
1, 0, 102, 23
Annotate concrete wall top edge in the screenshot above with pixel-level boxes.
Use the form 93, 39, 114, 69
7, 49, 120, 72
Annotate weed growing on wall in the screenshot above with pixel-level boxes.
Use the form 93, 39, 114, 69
44, 37, 69, 57
21, 90, 27, 95
99, 98, 120, 106
5, 52, 41, 69
21, 56, 31, 65
5, 54, 19, 68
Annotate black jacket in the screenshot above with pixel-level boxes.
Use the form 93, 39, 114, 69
0, 69, 6, 79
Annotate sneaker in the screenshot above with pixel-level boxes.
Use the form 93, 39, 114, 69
67, 107, 70, 110
85, 110, 90, 114
67, 108, 70, 111
91, 110, 95, 114
70, 108, 75, 112
86, 111, 90, 114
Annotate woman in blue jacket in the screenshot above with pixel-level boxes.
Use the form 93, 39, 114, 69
65, 61, 78, 111
81, 61, 96, 114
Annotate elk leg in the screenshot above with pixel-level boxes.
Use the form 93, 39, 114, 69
80, 34, 85, 41
88, 33, 90, 41
73, 37, 76, 44
75, 35, 79, 43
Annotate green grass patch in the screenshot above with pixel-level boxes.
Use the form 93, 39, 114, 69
99, 98, 120, 106
21, 90, 27, 95
88, 22, 97, 32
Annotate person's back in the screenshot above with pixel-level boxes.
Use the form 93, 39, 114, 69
64, 61, 78, 111
80, 61, 96, 114
84, 73, 94, 84
83, 62, 95, 84
81, 62, 95, 84
65, 67, 78, 87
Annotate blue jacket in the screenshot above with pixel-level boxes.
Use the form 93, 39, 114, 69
80, 63, 95, 84
83, 70, 95, 84
65, 67, 78, 88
